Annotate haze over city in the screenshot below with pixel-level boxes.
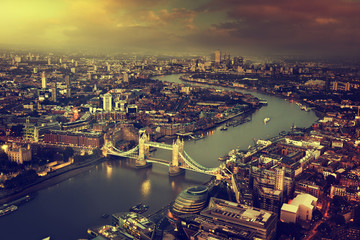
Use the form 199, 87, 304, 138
1, 0, 360, 56
1, 1, 360, 240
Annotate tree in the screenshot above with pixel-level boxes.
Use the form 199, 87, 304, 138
326, 175, 336, 185
331, 214, 345, 226
330, 195, 349, 214
63, 147, 74, 161
317, 222, 331, 234
312, 209, 323, 222
10, 124, 24, 137
4, 169, 39, 189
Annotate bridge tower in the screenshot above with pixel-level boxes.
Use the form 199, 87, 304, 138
136, 129, 151, 168
169, 137, 185, 176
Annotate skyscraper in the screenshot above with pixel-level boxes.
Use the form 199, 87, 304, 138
123, 72, 129, 82
223, 52, 230, 62
51, 82, 57, 102
275, 167, 285, 191
41, 71, 46, 89
103, 93, 112, 112
215, 50, 221, 65
65, 75, 71, 98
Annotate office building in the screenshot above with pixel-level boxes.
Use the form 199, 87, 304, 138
103, 93, 112, 112
171, 186, 209, 217
51, 82, 57, 102
200, 198, 278, 240
123, 72, 129, 82
44, 130, 104, 148
275, 167, 285, 191
65, 75, 71, 98
280, 193, 317, 223
257, 186, 283, 213
41, 71, 46, 89
215, 50, 221, 65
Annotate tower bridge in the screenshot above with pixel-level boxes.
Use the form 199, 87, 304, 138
103, 129, 222, 176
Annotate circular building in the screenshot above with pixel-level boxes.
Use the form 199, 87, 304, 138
171, 185, 209, 217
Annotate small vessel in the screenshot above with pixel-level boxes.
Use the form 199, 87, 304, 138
220, 126, 228, 131
194, 135, 204, 140
264, 117, 270, 125
130, 203, 149, 214
0, 205, 18, 217
259, 99, 268, 105
101, 213, 109, 219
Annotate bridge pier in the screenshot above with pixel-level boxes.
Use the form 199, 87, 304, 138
169, 165, 185, 176
136, 129, 151, 168
169, 137, 185, 176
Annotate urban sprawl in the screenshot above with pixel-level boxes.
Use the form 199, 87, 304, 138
1, 49, 360, 240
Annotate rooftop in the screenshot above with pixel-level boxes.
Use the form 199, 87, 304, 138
281, 203, 298, 214
201, 197, 276, 227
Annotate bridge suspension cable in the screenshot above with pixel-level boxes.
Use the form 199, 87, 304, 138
180, 151, 218, 175
106, 142, 139, 158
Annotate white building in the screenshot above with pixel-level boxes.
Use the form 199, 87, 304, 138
280, 204, 299, 223
41, 71, 46, 89
4, 144, 32, 164
103, 93, 112, 112
280, 193, 318, 223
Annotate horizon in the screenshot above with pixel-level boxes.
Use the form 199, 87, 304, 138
1, 0, 360, 58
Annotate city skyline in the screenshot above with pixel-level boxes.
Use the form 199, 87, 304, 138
1, 0, 360, 57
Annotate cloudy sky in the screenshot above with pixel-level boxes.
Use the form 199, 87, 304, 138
1, 0, 360, 56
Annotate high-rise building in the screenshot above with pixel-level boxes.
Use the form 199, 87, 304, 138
223, 52, 230, 62
332, 81, 338, 91
200, 198, 278, 240
41, 72, 47, 89
233, 56, 244, 66
345, 82, 351, 91
275, 167, 285, 191
51, 82, 57, 102
65, 75, 71, 98
123, 72, 129, 82
103, 93, 112, 112
215, 50, 221, 65
15, 56, 21, 63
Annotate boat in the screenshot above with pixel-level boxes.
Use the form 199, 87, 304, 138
129, 203, 149, 214
264, 117, 270, 125
279, 131, 287, 136
3, 195, 31, 207
220, 126, 228, 131
101, 213, 109, 219
259, 99, 268, 105
193, 135, 204, 140
0, 205, 18, 217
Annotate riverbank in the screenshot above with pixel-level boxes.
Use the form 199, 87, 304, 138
179, 74, 324, 121
0, 157, 106, 205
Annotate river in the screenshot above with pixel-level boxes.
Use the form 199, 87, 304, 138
0, 74, 318, 240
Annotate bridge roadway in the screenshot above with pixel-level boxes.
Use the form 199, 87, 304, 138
145, 141, 173, 150
104, 143, 219, 176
